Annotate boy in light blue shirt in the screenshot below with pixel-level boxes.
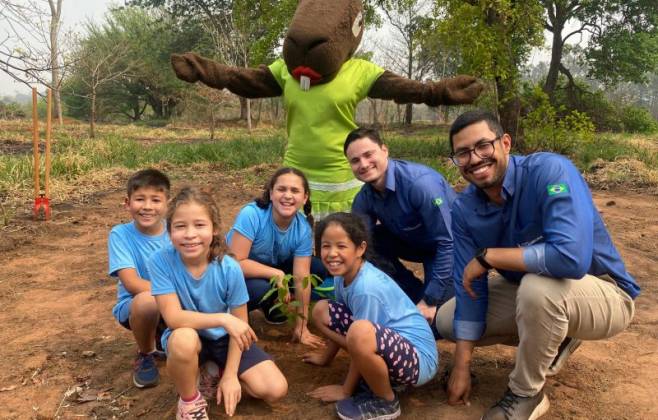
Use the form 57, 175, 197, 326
108, 169, 171, 389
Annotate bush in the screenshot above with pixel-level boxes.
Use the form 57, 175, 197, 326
0, 102, 26, 119
521, 86, 595, 155
619, 105, 658, 133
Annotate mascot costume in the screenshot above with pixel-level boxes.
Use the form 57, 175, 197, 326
171, 0, 482, 217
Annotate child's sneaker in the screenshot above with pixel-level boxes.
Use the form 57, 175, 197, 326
197, 360, 223, 400
133, 352, 159, 388
176, 394, 209, 420
336, 393, 401, 420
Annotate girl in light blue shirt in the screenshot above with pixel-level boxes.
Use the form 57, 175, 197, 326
227, 167, 327, 347
304, 212, 438, 420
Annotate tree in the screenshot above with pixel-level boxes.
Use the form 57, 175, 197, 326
378, 0, 436, 125
0, 0, 66, 124
542, 0, 657, 96
435, 0, 545, 141
129, 0, 297, 126
70, 24, 135, 137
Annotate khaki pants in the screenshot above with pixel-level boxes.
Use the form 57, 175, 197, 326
436, 273, 635, 396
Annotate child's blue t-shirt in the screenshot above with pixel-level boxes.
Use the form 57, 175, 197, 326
226, 202, 312, 267
148, 245, 249, 350
107, 221, 171, 321
334, 261, 439, 386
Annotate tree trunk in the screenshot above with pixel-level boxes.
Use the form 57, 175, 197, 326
404, 103, 413, 125
210, 107, 215, 140
90, 85, 96, 139
49, 0, 64, 126
496, 76, 521, 148
246, 98, 252, 131
543, 10, 566, 97
239, 97, 248, 120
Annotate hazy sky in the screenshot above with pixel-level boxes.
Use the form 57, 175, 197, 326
0, 0, 117, 95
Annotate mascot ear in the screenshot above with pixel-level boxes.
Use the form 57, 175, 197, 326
352, 11, 364, 38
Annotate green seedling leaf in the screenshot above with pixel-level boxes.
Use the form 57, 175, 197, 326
269, 302, 284, 314
260, 287, 277, 303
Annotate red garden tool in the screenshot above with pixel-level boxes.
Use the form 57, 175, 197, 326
32, 87, 52, 220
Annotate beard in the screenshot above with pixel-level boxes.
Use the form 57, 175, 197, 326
464, 157, 507, 190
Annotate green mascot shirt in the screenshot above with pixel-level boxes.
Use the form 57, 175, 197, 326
269, 58, 385, 217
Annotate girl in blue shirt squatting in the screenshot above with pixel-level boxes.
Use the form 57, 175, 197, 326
148, 187, 287, 420
226, 167, 328, 347
304, 212, 438, 420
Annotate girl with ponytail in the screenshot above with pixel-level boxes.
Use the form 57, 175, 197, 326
227, 167, 327, 347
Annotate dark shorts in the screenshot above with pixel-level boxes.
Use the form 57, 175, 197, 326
119, 318, 167, 352
199, 336, 272, 376
327, 300, 420, 385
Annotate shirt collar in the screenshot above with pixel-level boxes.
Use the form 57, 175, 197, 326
472, 155, 519, 214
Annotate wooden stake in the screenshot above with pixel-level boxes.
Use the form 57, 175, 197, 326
45, 88, 52, 198
32, 87, 40, 198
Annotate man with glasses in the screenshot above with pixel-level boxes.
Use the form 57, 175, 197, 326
344, 127, 457, 322
436, 109, 639, 419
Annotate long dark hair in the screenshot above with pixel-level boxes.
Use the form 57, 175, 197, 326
167, 186, 227, 263
314, 212, 373, 261
255, 167, 314, 226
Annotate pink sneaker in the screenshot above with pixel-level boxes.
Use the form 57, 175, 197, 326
176, 394, 209, 420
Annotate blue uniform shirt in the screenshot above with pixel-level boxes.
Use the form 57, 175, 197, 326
452, 153, 640, 341
148, 246, 249, 350
107, 221, 171, 322
334, 261, 439, 386
351, 159, 457, 304
226, 202, 313, 267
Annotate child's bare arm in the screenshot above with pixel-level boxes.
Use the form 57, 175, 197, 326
117, 268, 152, 295
229, 232, 286, 284
155, 295, 256, 351
218, 305, 249, 416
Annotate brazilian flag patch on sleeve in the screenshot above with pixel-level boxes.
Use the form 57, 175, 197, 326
547, 183, 569, 196
433, 197, 444, 207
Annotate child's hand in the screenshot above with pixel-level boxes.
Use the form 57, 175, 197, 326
223, 315, 257, 351
302, 348, 332, 366
218, 374, 242, 416
293, 327, 324, 348
307, 384, 349, 402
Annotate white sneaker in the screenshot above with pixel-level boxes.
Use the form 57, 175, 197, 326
176, 393, 208, 420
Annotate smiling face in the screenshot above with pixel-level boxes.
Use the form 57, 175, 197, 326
125, 186, 167, 235
320, 223, 366, 285
345, 137, 389, 191
452, 121, 512, 193
169, 201, 217, 266
269, 172, 309, 226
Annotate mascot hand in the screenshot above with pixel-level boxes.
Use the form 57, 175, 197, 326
431, 76, 484, 106
171, 52, 228, 89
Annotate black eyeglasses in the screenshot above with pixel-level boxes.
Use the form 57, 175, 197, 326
450, 137, 501, 167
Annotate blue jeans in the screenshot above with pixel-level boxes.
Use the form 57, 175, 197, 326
246, 256, 328, 313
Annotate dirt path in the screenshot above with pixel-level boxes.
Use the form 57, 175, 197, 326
0, 170, 656, 420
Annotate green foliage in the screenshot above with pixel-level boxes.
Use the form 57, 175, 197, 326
619, 105, 658, 134
260, 274, 323, 324
0, 102, 26, 119
582, 0, 658, 86
434, 1, 544, 82
521, 86, 595, 155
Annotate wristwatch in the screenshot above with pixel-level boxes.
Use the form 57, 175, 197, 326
475, 248, 493, 270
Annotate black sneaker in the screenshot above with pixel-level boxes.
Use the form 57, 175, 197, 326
336, 392, 401, 420
481, 388, 550, 420
546, 337, 582, 377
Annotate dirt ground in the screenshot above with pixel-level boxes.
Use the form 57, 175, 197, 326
0, 167, 656, 420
